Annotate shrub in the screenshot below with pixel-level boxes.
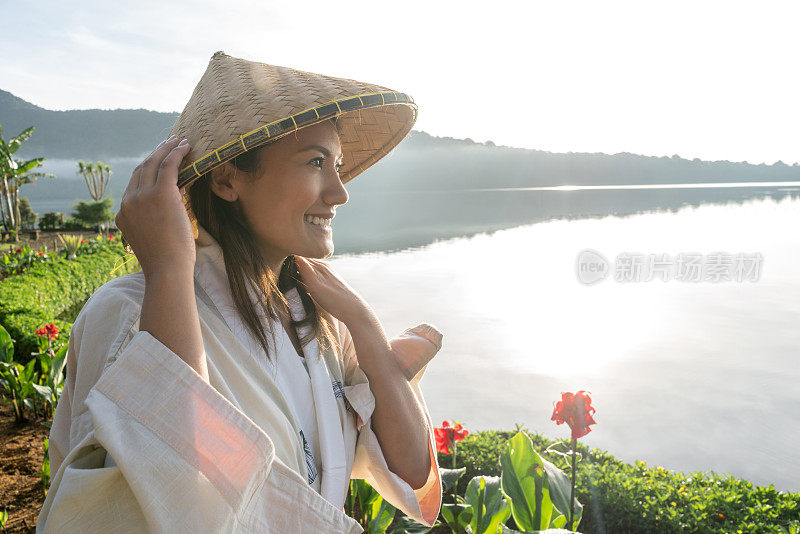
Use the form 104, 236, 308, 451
39, 212, 66, 232
63, 217, 89, 231
0, 244, 49, 277
71, 198, 114, 229
0, 241, 139, 360
19, 197, 38, 231
438, 429, 800, 533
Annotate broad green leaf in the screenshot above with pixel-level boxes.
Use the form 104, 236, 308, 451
0, 325, 14, 363
464, 476, 511, 534
500, 431, 556, 531
366, 497, 395, 533
442, 503, 472, 534
540, 452, 582, 528
441, 467, 467, 493
549, 513, 567, 528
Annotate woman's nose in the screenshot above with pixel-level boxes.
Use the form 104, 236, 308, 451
324, 166, 349, 207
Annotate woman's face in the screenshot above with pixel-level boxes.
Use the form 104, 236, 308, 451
212, 120, 348, 272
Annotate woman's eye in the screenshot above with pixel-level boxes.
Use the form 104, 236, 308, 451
308, 157, 344, 173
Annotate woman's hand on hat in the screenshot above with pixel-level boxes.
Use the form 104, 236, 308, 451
294, 256, 370, 325
115, 135, 196, 278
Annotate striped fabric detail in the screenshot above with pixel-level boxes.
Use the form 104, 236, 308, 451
299, 429, 317, 485
332, 380, 355, 415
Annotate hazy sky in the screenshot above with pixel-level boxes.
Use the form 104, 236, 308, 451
2, 0, 798, 165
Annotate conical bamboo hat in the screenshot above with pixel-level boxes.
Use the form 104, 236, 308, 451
169, 51, 417, 190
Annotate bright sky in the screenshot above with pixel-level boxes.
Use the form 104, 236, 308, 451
2, 0, 799, 165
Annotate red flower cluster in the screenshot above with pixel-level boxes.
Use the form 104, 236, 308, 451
108, 234, 115, 240
35, 323, 60, 340
435, 420, 469, 454
551, 390, 597, 440
38, 251, 44, 256
16, 248, 22, 253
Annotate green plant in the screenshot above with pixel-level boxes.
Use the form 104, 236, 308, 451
77, 234, 113, 255
347, 479, 397, 533
57, 233, 83, 260
31, 341, 67, 420
0, 325, 39, 424
39, 212, 66, 232
0, 240, 139, 360
500, 431, 581, 531
71, 198, 113, 232
41, 437, 51, 497
0, 125, 54, 237
63, 216, 88, 230
461, 475, 511, 534
1, 244, 49, 277
18, 196, 37, 231
76, 160, 112, 201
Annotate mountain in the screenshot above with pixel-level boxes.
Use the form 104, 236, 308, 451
2, 88, 799, 188
0, 89, 177, 159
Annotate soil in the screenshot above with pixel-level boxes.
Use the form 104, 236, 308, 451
0, 402, 48, 533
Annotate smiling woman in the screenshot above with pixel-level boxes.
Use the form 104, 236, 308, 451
187, 119, 349, 366
36, 51, 443, 533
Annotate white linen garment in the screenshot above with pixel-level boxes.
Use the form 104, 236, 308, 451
36, 225, 443, 533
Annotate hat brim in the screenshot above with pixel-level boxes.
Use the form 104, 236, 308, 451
177, 91, 416, 190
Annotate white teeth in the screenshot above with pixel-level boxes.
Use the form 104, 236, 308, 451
304, 215, 331, 227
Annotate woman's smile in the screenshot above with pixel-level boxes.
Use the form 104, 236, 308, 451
304, 215, 332, 234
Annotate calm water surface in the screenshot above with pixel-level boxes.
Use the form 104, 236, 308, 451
330, 194, 800, 493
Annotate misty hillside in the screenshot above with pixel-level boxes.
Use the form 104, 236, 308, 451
2, 88, 799, 190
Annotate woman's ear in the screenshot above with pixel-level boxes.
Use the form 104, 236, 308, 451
209, 163, 240, 202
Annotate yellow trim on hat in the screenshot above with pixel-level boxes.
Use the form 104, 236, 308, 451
176, 90, 415, 189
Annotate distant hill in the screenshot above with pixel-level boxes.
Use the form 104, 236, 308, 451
0, 89, 177, 159
2, 88, 799, 188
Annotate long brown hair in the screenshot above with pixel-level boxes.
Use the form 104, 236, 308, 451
185, 123, 340, 363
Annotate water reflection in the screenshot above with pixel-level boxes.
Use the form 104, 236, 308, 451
331, 196, 800, 492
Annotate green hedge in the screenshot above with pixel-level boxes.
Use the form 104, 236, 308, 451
435, 428, 800, 533
0, 243, 139, 361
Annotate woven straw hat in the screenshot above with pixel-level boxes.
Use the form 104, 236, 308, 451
169, 51, 418, 190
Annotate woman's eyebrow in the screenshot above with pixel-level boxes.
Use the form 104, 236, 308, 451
298, 144, 343, 158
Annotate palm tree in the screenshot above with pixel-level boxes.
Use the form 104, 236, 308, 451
77, 160, 112, 201
0, 124, 53, 240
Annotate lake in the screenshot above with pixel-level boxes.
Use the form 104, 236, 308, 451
21, 165, 800, 493
330, 188, 800, 494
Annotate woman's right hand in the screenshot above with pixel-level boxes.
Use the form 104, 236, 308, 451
115, 135, 196, 278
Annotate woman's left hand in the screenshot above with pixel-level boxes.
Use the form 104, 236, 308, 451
294, 256, 369, 324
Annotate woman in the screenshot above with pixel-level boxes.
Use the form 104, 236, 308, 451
37, 52, 443, 533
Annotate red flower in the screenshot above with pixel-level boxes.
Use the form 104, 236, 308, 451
38, 251, 44, 256
36, 323, 60, 340
80, 239, 85, 244
435, 420, 469, 454
108, 234, 114, 240
16, 248, 22, 253
551, 390, 597, 440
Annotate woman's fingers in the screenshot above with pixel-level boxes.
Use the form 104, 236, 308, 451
139, 136, 183, 190
156, 139, 191, 190
123, 165, 143, 201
